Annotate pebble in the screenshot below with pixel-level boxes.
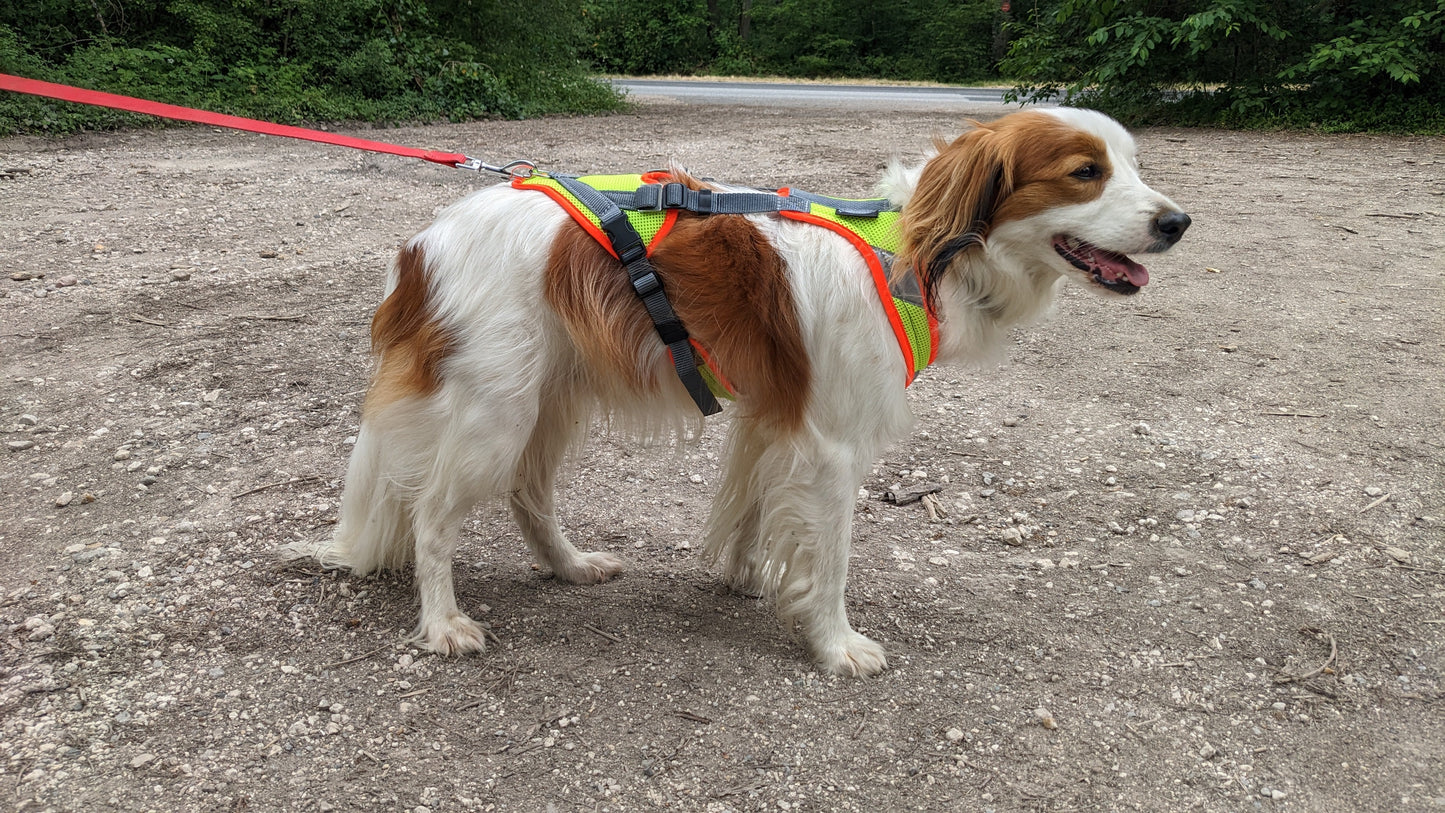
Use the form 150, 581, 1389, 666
1364, 486, 1383, 497
7, 440, 35, 451
55, 491, 74, 507
1002, 416, 1019, 427
944, 727, 965, 743
1199, 743, 1218, 760
17, 414, 38, 426
1384, 547, 1410, 563
1132, 422, 1151, 435
129, 753, 155, 769
1034, 707, 1057, 729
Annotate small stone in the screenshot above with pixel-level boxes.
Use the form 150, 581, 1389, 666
171, 270, 191, 281
17, 414, 38, 426
1034, 707, 1057, 730
1364, 486, 1383, 497
1132, 422, 1152, 435
129, 753, 155, 769
944, 727, 965, 743
56, 275, 79, 287
114, 448, 132, 460
55, 491, 74, 507
7, 440, 35, 451
259, 250, 279, 258
1384, 547, 1410, 563
688, 474, 704, 484
1002, 416, 1019, 427
1199, 743, 1218, 760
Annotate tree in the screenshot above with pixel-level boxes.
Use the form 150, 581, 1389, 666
1001, 0, 1445, 130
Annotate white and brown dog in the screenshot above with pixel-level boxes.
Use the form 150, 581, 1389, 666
289, 108, 1189, 676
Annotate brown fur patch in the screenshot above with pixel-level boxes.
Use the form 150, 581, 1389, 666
365, 242, 457, 414
543, 180, 811, 432
899, 111, 1111, 305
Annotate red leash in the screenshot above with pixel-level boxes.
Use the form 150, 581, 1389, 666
0, 73, 535, 175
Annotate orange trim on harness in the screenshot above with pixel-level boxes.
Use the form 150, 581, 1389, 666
511, 175, 680, 257
778, 204, 922, 385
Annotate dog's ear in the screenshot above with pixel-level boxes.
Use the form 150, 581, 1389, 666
899, 123, 1014, 308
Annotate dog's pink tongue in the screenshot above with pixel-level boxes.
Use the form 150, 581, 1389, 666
1098, 251, 1150, 287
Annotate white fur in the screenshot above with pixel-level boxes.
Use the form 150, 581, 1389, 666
287, 110, 1186, 676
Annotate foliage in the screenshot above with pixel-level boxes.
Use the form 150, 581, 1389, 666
582, 0, 1006, 83
1001, 0, 1445, 132
0, 0, 623, 134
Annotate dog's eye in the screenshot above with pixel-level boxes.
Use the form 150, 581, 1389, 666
1071, 164, 1102, 180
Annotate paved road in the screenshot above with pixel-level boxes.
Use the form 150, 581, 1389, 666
609, 78, 1050, 112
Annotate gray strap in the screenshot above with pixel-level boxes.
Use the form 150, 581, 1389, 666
785, 189, 897, 218
599, 183, 811, 215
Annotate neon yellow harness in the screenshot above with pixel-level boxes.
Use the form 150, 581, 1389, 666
515, 172, 938, 403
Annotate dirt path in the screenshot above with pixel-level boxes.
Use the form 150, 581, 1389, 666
1, 102, 1442, 812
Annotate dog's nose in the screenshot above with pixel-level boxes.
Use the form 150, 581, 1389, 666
1154, 210, 1192, 244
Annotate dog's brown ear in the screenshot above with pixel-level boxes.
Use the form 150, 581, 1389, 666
899, 124, 1014, 308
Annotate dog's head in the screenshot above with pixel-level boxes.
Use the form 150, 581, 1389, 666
894, 108, 1189, 305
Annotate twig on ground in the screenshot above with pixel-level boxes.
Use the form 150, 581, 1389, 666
230, 474, 321, 499
674, 710, 713, 724
1260, 411, 1327, 418
882, 483, 943, 505
128, 313, 169, 326
1273, 629, 1337, 684
319, 646, 387, 670
1358, 494, 1391, 513
582, 623, 622, 644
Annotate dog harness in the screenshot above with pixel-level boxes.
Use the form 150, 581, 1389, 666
514, 171, 938, 415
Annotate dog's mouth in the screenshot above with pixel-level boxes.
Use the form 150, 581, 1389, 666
1052, 235, 1148, 295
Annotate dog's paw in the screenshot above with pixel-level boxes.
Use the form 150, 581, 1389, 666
415, 612, 490, 656
815, 630, 888, 677
554, 551, 624, 585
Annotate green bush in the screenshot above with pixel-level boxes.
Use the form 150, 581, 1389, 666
581, 0, 1004, 82
1001, 0, 1445, 132
0, 0, 623, 134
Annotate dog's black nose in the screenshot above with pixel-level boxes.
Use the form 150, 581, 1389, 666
1154, 211, 1191, 244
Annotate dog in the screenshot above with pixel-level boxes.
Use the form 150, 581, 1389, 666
287, 107, 1189, 677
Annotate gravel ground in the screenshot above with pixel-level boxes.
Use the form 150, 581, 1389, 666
1, 100, 1442, 812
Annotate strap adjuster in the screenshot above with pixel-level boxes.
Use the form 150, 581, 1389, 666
632, 271, 663, 298
634, 184, 664, 211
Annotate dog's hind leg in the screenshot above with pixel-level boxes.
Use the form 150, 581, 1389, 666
704, 419, 770, 596
510, 392, 624, 584
408, 392, 543, 654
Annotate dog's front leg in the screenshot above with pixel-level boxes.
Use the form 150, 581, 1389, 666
764, 434, 889, 677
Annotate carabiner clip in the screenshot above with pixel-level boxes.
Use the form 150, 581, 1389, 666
456, 157, 540, 178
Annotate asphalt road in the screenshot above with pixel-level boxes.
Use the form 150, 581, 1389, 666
609, 78, 1051, 112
